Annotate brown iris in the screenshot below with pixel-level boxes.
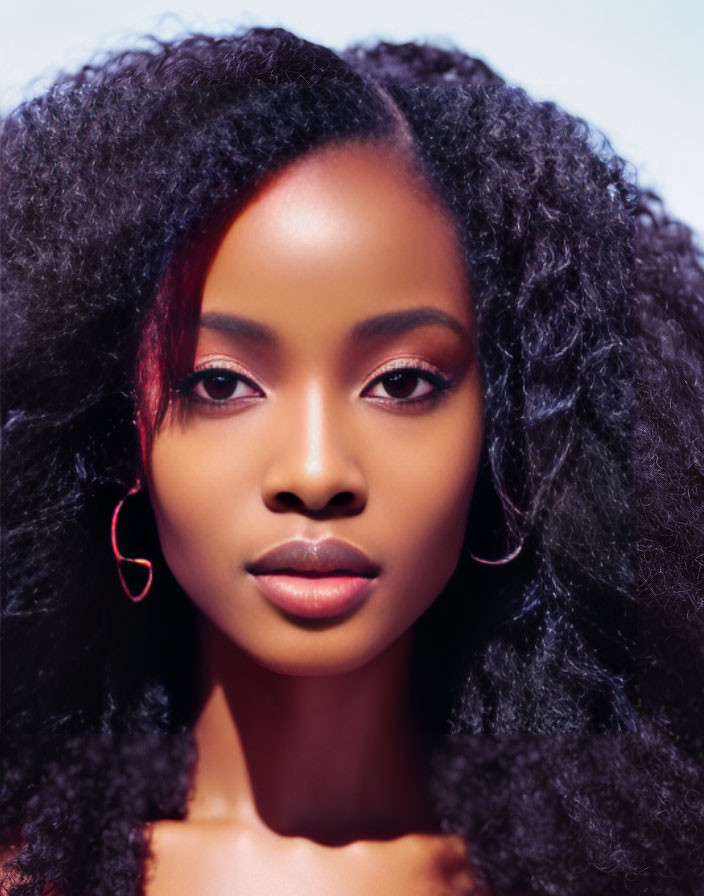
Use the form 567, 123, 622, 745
381, 370, 420, 399
202, 373, 239, 400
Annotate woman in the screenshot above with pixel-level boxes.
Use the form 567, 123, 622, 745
1, 27, 703, 895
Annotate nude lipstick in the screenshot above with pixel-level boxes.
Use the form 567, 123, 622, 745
246, 538, 380, 619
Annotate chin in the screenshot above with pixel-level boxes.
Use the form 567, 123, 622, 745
195, 593, 417, 680
237, 629, 408, 679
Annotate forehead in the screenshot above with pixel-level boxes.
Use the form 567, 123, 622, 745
201, 142, 472, 335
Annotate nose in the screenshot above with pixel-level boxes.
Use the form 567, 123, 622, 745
261, 384, 368, 516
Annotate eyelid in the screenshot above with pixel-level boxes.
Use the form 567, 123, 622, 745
175, 357, 266, 406
360, 357, 454, 407
191, 355, 262, 380
192, 357, 265, 391
362, 357, 448, 388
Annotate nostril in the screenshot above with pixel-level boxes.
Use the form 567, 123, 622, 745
329, 491, 356, 508
269, 489, 362, 514
275, 492, 304, 510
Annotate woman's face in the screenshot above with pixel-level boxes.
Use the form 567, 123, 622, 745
147, 142, 483, 676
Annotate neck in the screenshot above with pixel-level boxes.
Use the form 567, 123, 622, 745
188, 613, 436, 843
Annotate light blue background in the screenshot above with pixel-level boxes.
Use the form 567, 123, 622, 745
2, 0, 703, 242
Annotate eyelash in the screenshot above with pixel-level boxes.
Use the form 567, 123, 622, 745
175, 361, 453, 412
362, 361, 454, 407
176, 365, 263, 410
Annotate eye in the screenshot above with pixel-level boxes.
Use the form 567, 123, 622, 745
363, 364, 452, 405
177, 367, 263, 405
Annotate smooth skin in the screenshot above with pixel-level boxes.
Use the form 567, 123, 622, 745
145, 142, 487, 895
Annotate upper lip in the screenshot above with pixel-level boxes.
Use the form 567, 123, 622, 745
246, 538, 380, 577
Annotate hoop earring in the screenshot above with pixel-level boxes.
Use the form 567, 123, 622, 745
111, 485, 153, 602
469, 538, 524, 566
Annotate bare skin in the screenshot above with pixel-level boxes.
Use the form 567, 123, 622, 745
146, 626, 482, 895
144, 142, 487, 894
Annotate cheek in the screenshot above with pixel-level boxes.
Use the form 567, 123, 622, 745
390, 466, 475, 608
146, 429, 245, 598
380, 399, 483, 619
149, 414, 257, 522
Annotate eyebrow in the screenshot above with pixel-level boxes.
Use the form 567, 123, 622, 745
198, 306, 470, 345
349, 307, 470, 343
199, 311, 279, 345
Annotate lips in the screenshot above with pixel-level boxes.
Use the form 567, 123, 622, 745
246, 538, 380, 618
247, 538, 379, 577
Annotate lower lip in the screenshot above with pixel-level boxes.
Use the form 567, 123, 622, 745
251, 573, 376, 619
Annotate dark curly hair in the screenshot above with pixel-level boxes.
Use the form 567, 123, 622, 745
2, 27, 703, 896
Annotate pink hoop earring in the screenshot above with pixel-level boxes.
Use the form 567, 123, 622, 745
111, 485, 153, 602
